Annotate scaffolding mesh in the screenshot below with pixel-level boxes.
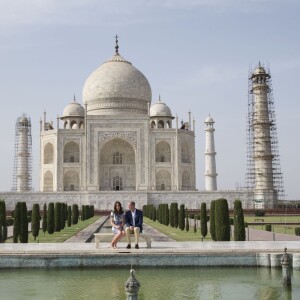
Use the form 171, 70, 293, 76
11, 114, 33, 192
245, 66, 285, 201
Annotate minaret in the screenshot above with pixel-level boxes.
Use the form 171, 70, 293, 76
12, 114, 33, 192
249, 63, 278, 208
204, 115, 217, 190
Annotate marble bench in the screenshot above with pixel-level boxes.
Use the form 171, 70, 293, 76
94, 232, 152, 248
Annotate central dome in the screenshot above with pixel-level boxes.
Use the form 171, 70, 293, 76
82, 49, 152, 116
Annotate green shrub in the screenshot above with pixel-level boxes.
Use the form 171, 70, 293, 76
265, 224, 272, 232
255, 210, 265, 217
209, 201, 216, 241
67, 206, 72, 227
230, 218, 234, 225
200, 202, 207, 239
233, 200, 245, 241
295, 227, 300, 236
215, 198, 230, 241
185, 209, 189, 232
179, 204, 185, 231
189, 214, 194, 220
31, 204, 40, 241
42, 203, 47, 235
0, 200, 7, 243
81, 205, 85, 221
169, 203, 176, 228
47, 202, 55, 234
6, 218, 13, 226
19, 202, 28, 243
13, 202, 21, 243
72, 204, 79, 225
152, 206, 157, 222
55, 202, 62, 232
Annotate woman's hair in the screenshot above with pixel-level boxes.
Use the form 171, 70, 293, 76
113, 201, 123, 214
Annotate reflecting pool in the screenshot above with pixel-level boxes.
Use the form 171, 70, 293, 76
0, 267, 299, 299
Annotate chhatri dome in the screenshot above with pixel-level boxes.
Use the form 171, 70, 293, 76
82, 36, 152, 116
150, 96, 173, 118
62, 97, 85, 117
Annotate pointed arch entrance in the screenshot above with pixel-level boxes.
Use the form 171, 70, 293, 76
99, 138, 136, 191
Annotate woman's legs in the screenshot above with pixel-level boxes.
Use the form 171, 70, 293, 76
115, 231, 125, 246
111, 231, 122, 248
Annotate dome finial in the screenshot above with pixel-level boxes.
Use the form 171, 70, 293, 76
115, 34, 119, 54
74, 94, 76, 102
258, 61, 261, 67
158, 94, 161, 102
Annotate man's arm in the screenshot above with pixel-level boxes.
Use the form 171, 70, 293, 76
125, 211, 131, 227
135, 210, 143, 228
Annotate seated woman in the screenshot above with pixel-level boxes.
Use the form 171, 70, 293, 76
110, 201, 125, 249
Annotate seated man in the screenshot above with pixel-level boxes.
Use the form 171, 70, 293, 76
125, 201, 143, 249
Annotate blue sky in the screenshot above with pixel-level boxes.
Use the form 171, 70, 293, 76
0, 0, 299, 199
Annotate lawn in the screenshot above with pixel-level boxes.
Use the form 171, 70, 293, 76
144, 217, 212, 242
145, 215, 300, 241
6, 216, 101, 243
244, 215, 300, 236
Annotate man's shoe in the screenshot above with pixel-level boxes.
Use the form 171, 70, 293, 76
126, 244, 131, 249
135, 244, 139, 249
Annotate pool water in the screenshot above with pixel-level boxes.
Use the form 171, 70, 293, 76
0, 267, 298, 300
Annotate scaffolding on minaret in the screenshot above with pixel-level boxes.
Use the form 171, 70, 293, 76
11, 114, 33, 192
245, 64, 285, 202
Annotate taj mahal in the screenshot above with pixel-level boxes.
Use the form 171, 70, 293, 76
1, 37, 285, 210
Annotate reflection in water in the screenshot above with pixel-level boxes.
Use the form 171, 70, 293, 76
0, 268, 299, 299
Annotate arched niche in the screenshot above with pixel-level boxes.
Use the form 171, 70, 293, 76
64, 141, 80, 163
44, 143, 54, 164
181, 142, 191, 163
63, 170, 79, 191
155, 141, 171, 162
156, 169, 171, 191
182, 171, 190, 190
43, 170, 53, 191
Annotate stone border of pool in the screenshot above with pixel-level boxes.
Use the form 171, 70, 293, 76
0, 241, 300, 269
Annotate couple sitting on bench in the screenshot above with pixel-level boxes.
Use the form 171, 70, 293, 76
110, 201, 143, 249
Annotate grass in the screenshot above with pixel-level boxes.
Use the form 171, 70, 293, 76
244, 215, 300, 236
145, 215, 300, 241
144, 217, 212, 242
6, 216, 101, 243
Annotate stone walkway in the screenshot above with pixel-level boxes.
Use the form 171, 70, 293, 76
64, 216, 108, 243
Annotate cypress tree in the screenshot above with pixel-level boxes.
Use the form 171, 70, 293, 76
142, 205, 147, 217
55, 202, 62, 232
47, 202, 55, 234
42, 203, 47, 235
158, 204, 162, 224
174, 203, 179, 228
19, 202, 28, 243
185, 209, 189, 232
72, 204, 78, 225
210, 200, 216, 241
152, 206, 157, 222
200, 202, 208, 239
81, 205, 85, 221
179, 204, 185, 231
13, 202, 21, 243
169, 203, 175, 227
165, 204, 169, 226
60, 203, 65, 230
215, 198, 230, 241
67, 206, 72, 227
31, 204, 40, 241
0, 200, 7, 243
234, 200, 246, 241
193, 216, 197, 234
90, 205, 94, 217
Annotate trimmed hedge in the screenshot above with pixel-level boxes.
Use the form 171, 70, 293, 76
265, 224, 272, 232
233, 199, 245, 241
214, 198, 230, 241
209, 200, 216, 241
295, 227, 300, 236
31, 203, 40, 241
200, 202, 207, 239
179, 204, 185, 231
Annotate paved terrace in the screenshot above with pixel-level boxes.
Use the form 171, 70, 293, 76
1, 217, 300, 268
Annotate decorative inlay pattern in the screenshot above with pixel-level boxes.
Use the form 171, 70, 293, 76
98, 131, 137, 147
